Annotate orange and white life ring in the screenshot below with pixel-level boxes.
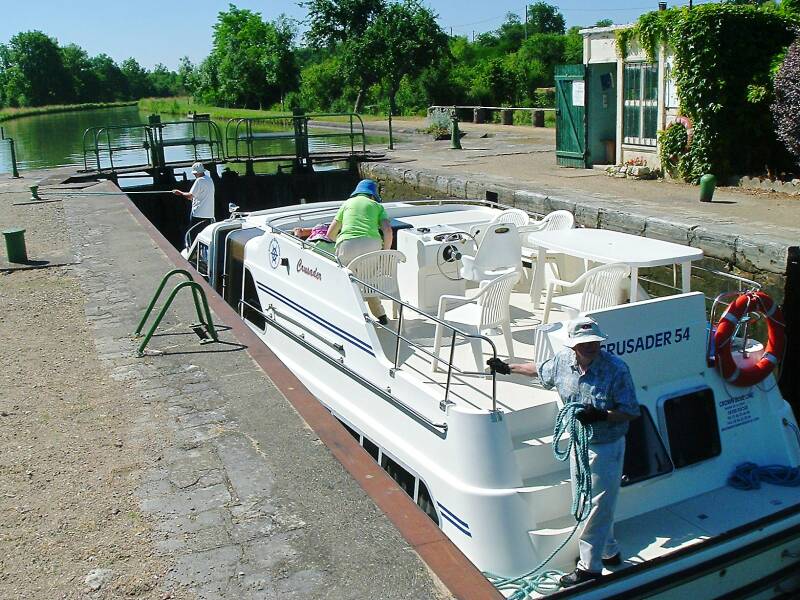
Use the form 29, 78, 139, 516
714, 291, 785, 387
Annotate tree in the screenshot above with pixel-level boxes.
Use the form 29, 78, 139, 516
148, 64, 179, 96
303, 0, 387, 111
200, 5, 298, 108
121, 58, 152, 99
360, 0, 449, 115
773, 36, 800, 165
474, 57, 518, 104
299, 56, 346, 110
177, 56, 197, 95
262, 16, 300, 108
88, 54, 126, 101
61, 43, 98, 103
594, 19, 614, 27
526, 2, 566, 35
303, 0, 386, 46
495, 13, 526, 53
0, 30, 71, 106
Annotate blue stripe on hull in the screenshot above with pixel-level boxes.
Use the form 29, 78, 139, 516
256, 281, 375, 356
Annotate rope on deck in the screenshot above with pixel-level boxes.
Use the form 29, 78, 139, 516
485, 402, 594, 598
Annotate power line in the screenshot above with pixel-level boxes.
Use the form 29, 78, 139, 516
447, 13, 508, 29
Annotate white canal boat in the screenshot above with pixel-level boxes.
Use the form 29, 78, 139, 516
184, 199, 800, 597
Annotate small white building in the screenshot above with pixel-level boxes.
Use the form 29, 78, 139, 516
555, 24, 679, 169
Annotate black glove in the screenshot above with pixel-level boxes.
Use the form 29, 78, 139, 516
486, 357, 511, 375
576, 405, 608, 425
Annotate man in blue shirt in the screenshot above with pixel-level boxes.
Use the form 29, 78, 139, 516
489, 317, 640, 587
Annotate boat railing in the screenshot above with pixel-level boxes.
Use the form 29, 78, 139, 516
637, 263, 761, 306
347, 273, 501, 414
237, 298, 450, 434
264, 220, 501, 413
261, 198, 547, 232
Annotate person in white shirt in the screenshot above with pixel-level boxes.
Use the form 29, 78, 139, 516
172, 162, 216, 239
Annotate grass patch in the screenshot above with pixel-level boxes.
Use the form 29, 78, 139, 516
0, 101, 138, 123
137, 97, 400, 122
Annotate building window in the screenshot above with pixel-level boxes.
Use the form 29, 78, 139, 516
623, 62, 658, 146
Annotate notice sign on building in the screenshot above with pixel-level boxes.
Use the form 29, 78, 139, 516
572, 81, 585, 106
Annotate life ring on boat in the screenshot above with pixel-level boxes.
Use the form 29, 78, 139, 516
713, 291, 785, 387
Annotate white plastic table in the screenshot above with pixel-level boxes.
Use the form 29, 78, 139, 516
527, 228, 704, 308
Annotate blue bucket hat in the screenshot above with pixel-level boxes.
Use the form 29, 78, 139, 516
350, 179, 381, 202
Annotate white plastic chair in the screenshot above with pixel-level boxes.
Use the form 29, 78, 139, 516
542, 263, 631, 324
347, 250, 406, 318
432, 272, 520, 373
518, 210, 576, 297
470, 209, 530, 244
460, 222, 522, 284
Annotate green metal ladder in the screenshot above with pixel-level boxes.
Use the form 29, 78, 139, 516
134, 269, 218, 356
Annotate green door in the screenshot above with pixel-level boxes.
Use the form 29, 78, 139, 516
555, 64, 588, 168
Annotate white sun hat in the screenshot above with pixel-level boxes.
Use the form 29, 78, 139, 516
564, 317, 607, 348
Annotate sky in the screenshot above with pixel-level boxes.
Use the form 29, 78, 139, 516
0, 0, 700, 70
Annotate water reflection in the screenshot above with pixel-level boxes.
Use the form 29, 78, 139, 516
0, 105, 387, 173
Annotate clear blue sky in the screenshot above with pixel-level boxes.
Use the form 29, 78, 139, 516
1, 0, 696, 70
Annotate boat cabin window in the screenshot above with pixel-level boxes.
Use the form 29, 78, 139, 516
242, 269, 265, 330
197, 242, 209, 277
381, 452, 416, 497
662, 387, 721, 468
621, 407, 673, 487
363, 437, 380, 461
332, 414, 440, 526
416, 480, 439, 526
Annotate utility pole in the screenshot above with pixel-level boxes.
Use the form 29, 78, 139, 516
524, 4, 528, 40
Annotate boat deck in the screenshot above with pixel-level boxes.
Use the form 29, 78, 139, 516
534, 482, 800, 575
374, 287, 564, 414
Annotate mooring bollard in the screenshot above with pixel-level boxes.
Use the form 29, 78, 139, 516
2, 228, 28, 263
451, 114, 462, 150
699, 173, 716, 202
8, 137, 20, 178
29, 185, 41, 201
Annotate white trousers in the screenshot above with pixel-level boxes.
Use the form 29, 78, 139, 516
336, 237, 386, 318
575, 436, 625, 573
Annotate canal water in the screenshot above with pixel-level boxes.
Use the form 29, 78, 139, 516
0, 105, 388, 174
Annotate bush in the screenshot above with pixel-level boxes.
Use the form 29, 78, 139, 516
513, 110, 532, 125
533, 87, 555, 108
772, 36, 800, 166
658, 121, 690, 178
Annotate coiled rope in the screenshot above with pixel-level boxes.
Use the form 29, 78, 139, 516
485, 402, 593, 598
728, 462, 800, 490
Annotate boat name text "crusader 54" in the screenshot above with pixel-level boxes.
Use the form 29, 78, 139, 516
601, 327, 691, 357
296, 259, 322, 281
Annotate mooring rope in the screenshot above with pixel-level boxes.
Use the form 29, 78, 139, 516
33, 189, 174, 196
728, 461, 800, 490
485, 402, 593, 598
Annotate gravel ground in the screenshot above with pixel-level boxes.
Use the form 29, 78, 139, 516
0, 176, 186, 599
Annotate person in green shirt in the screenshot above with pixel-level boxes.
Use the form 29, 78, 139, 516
326, 179, 393, 324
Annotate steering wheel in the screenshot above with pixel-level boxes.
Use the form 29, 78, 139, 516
435, 231, 476, 281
